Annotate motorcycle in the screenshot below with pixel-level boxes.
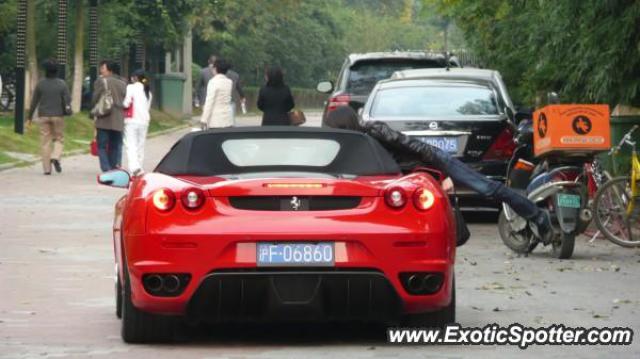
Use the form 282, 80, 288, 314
498, 118, 593, 259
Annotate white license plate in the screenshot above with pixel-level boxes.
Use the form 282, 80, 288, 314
257, 243, 334, 266
417, 136, 459, 153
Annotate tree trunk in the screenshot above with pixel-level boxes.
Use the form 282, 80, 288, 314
25, 0, 37, 111
71, 0, 85, 113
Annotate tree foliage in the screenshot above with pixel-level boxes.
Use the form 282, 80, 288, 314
0, 0, 455, 89
431, 0, 640, 106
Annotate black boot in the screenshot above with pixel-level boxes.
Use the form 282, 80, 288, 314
530, 209, 553, 244
51, 159, 62, 173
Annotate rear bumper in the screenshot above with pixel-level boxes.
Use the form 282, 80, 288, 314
186, 271, 402, 323
124, 233, 455, 320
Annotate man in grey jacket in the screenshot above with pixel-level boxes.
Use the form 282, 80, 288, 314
226, 66, 245, 120
196, 55, 216, 107
27, 59, 71, 175
91, 60, 126, 172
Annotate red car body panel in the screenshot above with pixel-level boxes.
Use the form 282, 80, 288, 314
113, 171, 456, 319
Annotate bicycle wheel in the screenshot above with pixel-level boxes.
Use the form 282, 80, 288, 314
594, 176, 640, 247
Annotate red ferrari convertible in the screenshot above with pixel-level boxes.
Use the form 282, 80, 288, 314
98, 126, 457, 342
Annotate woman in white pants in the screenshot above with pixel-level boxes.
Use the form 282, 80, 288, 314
123, 69, 152, 176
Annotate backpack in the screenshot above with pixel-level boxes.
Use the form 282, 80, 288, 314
90, 77, 113, 118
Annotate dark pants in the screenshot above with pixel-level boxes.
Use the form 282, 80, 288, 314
97, 128, 123, 172
430, 147, 539, 220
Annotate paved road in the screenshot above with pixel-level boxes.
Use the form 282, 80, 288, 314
1, 112, 639, 358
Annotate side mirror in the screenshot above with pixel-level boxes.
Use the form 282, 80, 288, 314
97, 169, 131, 188
504, 107, 515, 121
357, 107, 364, 116
316, 81, 334, 94
514, 107, 533, 124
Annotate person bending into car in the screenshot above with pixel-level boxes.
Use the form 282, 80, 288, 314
324, 106, 552, 242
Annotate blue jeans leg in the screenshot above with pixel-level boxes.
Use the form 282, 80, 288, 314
96, 129, 112, 172
108, 130, 123, 169
431, 146, 539, 219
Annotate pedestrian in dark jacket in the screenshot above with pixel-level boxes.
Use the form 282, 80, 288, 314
226, 67, 246, 120
257, 66, 294, 126
27, 59, 71, 175
324, 106, 552, 242
196, 55, 216, 107
91, 60, 127, 172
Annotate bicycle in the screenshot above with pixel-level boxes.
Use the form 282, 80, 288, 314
593, 125, 640, 247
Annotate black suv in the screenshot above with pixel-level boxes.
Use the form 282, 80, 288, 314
317, 51, 459, 122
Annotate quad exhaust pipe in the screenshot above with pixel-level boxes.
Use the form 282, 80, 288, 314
402, 273, 443, 295
142, 273, 190, 296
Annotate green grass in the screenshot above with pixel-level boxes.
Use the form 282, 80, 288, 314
0, 109, 186, 166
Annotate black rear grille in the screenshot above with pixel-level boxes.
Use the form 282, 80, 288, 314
229, 196, 361, 211
186, 271, 401, 323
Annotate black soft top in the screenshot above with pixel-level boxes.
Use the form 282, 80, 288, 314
155, 126, 401, 176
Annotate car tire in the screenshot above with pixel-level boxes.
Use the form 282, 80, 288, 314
121, 264, 174, 343
402, 278, 456, 328
115, 275, 122, 319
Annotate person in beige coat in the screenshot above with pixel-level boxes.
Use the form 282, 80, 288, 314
200, 58, 234, 129
91, 60, 127, 172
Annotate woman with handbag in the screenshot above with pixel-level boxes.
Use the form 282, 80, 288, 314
122, 69, 152, 176
26, 59, 71, 175
257, 66, 296, 126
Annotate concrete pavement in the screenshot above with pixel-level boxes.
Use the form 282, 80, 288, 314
1, 112, 639, 358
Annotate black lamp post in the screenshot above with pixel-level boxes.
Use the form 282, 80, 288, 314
89, 0, 98, 98
57, 0, 68, 80
14, 0, 27, 134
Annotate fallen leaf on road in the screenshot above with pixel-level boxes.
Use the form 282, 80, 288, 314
471, 306, 483, 311
478, 282, 505, 290
492, 307, 501, 312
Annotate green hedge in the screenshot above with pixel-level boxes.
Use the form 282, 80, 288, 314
242, 86, 326, 111
0, 109, 186, 165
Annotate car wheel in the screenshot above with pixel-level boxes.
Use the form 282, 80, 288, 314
402, 278, 456, 328
121, 264, 174, 343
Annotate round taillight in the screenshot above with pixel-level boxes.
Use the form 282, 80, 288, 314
181, 188, 205, 210
385, 187, 407, 209
152, 188, 176, 211
413, 187, 435, 211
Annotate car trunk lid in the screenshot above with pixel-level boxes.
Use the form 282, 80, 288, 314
373, 116, 514, 161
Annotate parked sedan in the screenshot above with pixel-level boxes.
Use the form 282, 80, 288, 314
361, 68, 517, 211
99, 126, 457, 343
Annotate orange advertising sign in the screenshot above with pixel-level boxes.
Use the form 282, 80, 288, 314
533, 104, 610, 157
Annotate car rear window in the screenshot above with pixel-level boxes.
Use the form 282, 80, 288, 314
371, 85, 499, 118
347, 60, 446, 95
222, 139, 341, 167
